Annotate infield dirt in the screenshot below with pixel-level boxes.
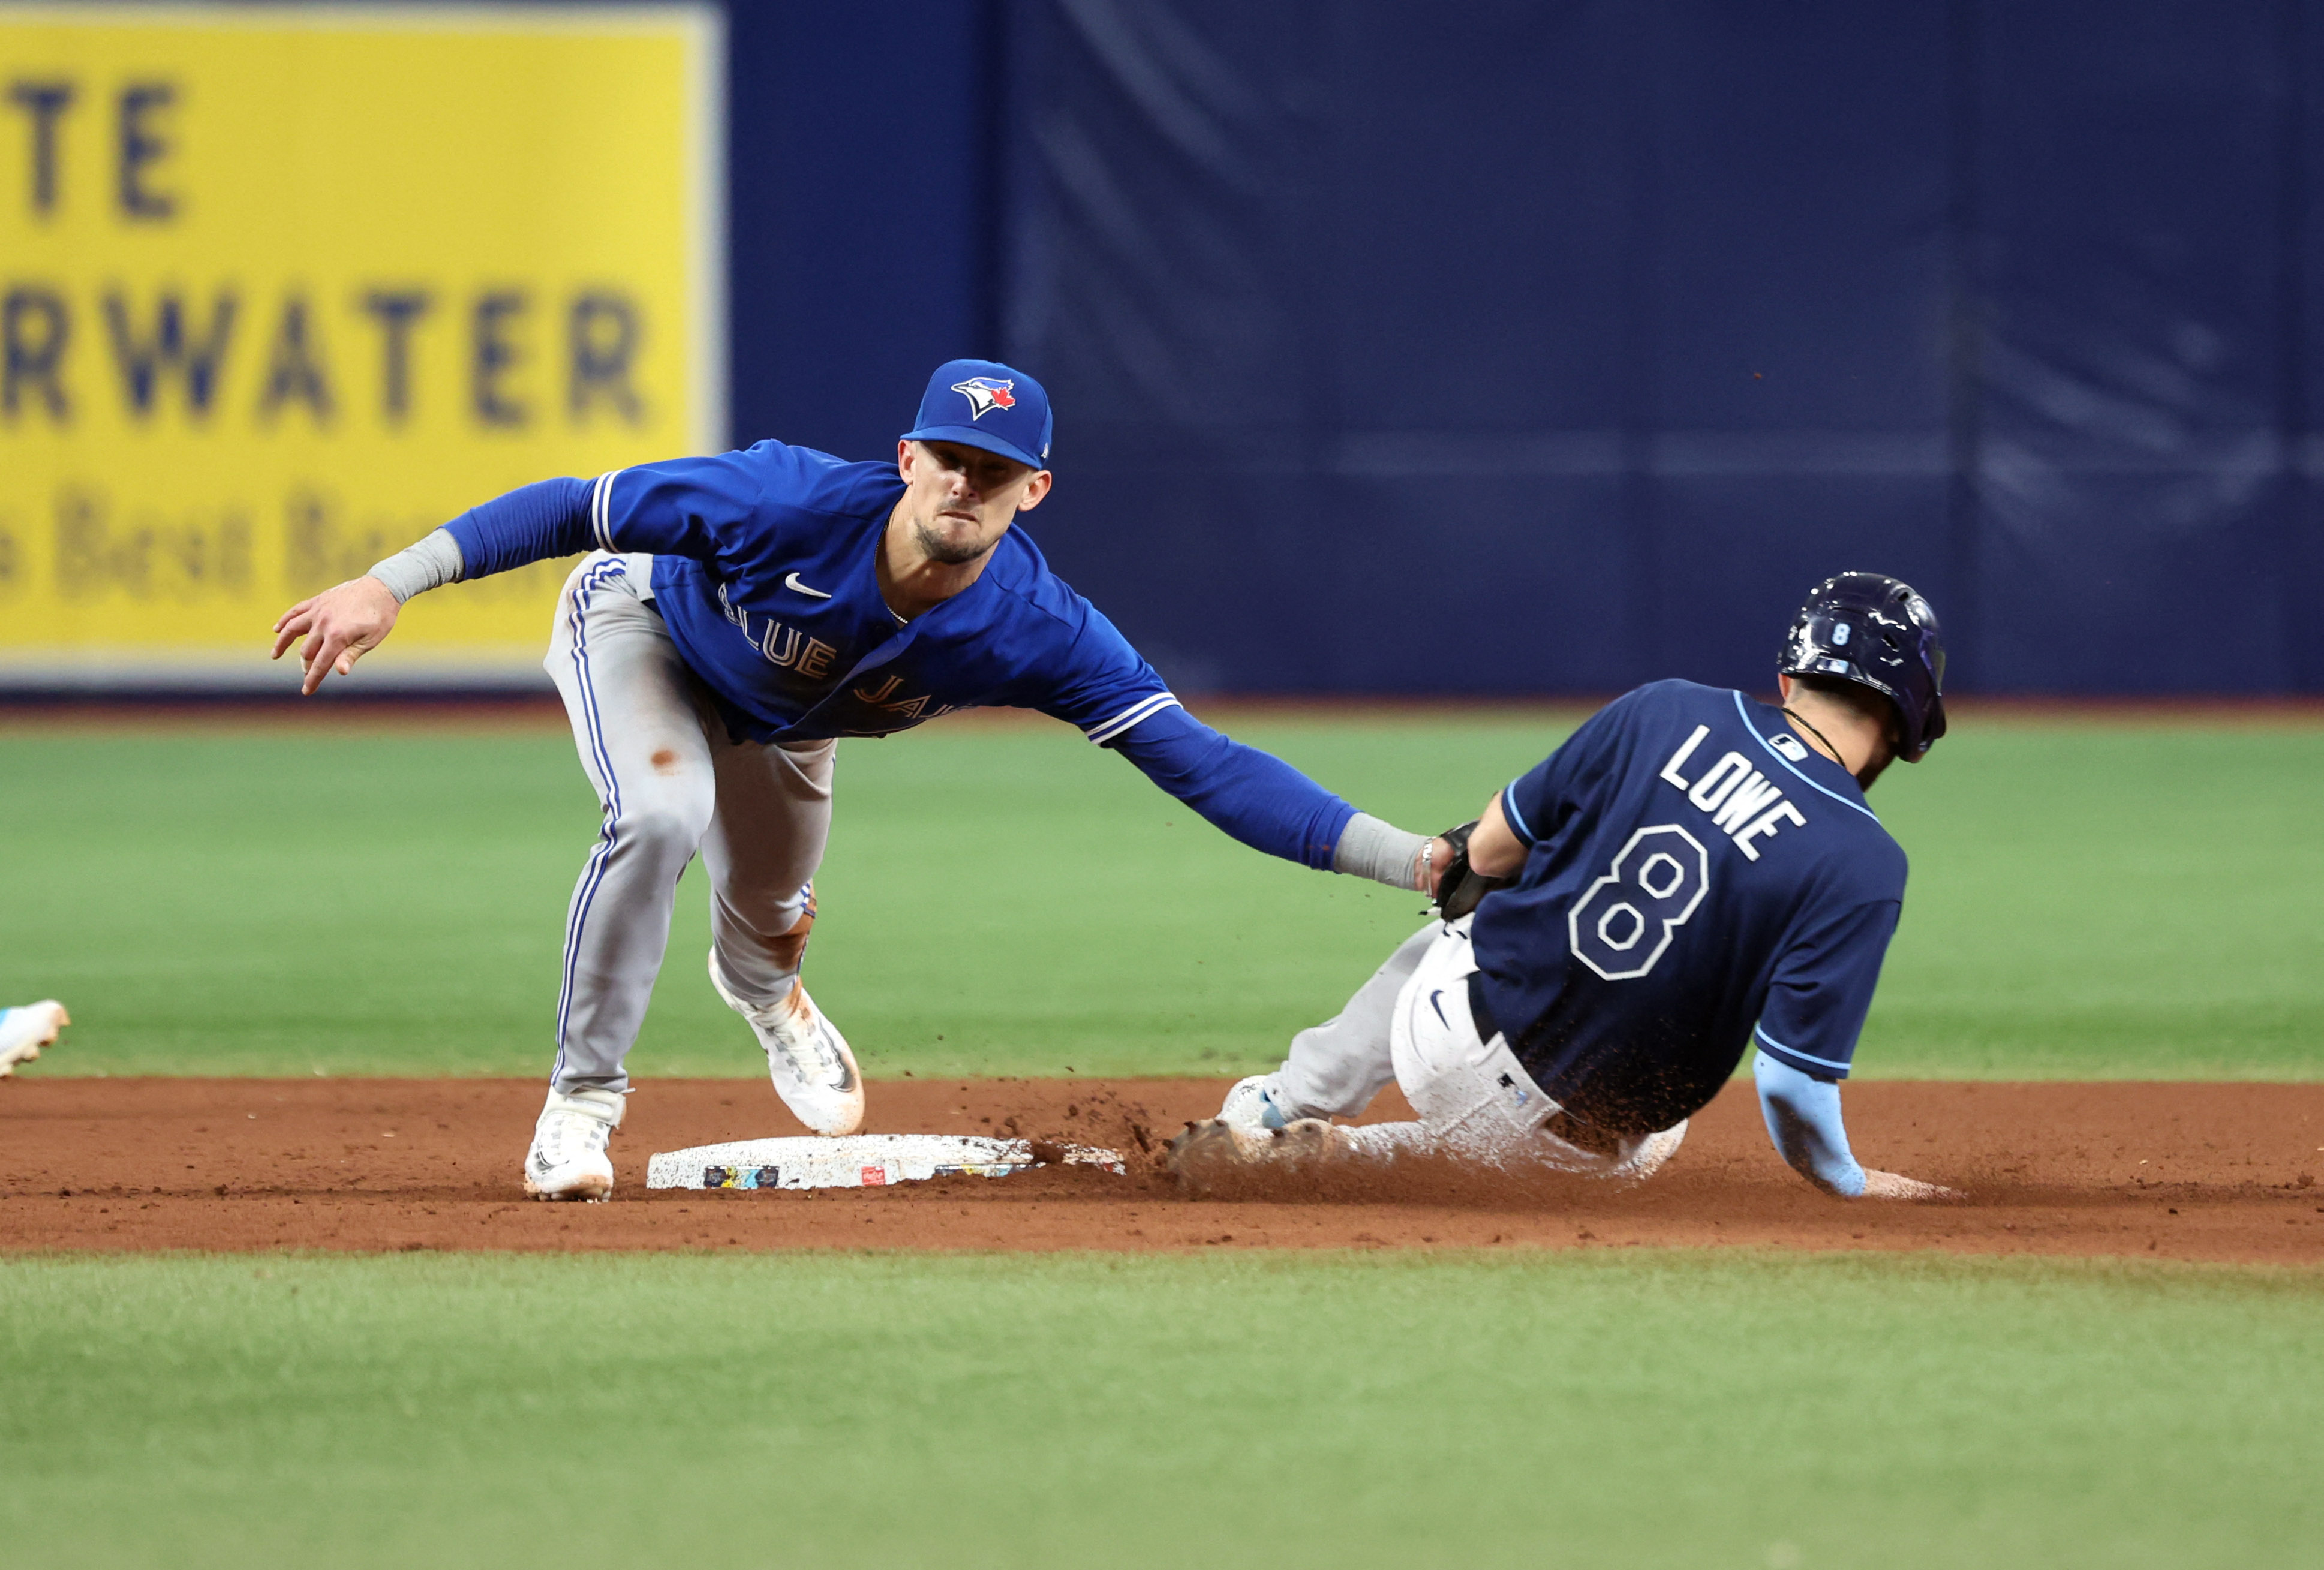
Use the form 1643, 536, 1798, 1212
2, 1076, 2320, 1262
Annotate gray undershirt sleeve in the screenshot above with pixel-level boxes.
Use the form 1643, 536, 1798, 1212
365, 528, 466, 603
1332, 811, 1432, 891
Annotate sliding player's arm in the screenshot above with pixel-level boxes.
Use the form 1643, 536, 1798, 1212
1751, 898, 1961, 1200
1754, 1054, 1953, 1199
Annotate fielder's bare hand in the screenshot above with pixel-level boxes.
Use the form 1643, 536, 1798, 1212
1860, 1169, 1965, 1201
271, 576, 401, 694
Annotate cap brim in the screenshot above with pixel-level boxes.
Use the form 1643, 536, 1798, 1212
901, 425, 1047, 471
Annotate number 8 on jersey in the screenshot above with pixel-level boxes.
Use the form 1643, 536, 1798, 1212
1568, 825, 1710, 980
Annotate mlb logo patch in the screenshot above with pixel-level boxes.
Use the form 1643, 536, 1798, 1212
951, 376, 1016, 419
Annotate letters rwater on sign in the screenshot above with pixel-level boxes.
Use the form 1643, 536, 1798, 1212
0, 4, 722, 682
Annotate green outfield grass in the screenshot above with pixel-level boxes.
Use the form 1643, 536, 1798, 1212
0, 712, 2317, 1079
0, 1248, 2315, 1569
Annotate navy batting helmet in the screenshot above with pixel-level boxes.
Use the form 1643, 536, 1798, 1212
1779, 573, 1947, 762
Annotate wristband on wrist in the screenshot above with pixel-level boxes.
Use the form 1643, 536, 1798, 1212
1331, 811, 1433, 891
365, 528, 466, 604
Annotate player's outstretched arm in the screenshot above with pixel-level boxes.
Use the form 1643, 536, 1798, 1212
266, 472, 593, 694
1105, 705, 1450, 886
270, 576, 402, 695
1754, 1050, 1962, 1200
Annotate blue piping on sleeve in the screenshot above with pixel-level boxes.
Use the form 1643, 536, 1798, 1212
1499, 780, 1536, 843
1754, 1049, 1867, 1198
1753, 1023, 1854, 1076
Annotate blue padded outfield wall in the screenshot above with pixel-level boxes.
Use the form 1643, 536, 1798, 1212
729, 1, 2324, 696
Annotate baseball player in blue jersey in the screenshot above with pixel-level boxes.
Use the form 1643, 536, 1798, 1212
270, 360, 1447, 1201
1172, 574, 1960, 1202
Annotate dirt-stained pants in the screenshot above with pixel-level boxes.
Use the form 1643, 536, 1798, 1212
542, 552, 834, 1094
1277, 917, 1688, 1177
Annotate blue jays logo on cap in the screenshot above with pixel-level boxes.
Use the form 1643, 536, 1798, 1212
952, 377, 1017, 419
904, 357, 1055, 471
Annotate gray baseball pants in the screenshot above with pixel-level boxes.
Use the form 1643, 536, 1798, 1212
543, 551, 834, 1094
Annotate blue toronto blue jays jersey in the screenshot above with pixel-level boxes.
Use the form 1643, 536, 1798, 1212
575, 442, 1173, 745
1471, 679, 1907, 1136
440, 443, 1358, 868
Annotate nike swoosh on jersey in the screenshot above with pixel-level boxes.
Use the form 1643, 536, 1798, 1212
783, 572, 833, 599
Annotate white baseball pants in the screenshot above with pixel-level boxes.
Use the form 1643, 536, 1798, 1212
1277, 917, 1688, 1178
543, 552, 835, 1094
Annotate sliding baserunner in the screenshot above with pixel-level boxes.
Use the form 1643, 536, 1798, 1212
1174, 573, 1961, 1202
272, 360, 1445, 1201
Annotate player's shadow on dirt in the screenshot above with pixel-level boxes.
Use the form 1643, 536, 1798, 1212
1169, 1152, 1982, 1214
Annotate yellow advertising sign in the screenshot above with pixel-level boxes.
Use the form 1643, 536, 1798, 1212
0, 2, 721, 684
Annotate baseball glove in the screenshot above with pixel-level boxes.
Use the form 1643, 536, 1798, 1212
1433, 819, 1512, 921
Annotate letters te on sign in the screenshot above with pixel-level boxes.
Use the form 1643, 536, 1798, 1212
0, 4, 724, 682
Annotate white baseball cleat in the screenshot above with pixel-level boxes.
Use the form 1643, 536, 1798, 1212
707, 950, 865, 1137
1217, 1073, 1298, 1132
0, 1000, 68, 1079
524, 1086, 624, 1201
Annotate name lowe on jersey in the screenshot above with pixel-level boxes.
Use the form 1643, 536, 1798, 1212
1472, 679, 1908, 1138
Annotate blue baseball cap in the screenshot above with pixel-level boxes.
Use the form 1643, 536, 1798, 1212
901, 358, 1054, 471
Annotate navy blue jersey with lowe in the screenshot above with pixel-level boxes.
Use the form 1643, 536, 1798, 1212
1472, 679, 1907, 1136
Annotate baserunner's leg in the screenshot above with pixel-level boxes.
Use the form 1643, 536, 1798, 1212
1330, 921, 1683, 1177
1172, 923, 1478, 1190
1337, 918, 1603, 1171
1179, 920, 1683, 1191
542, 553, 716, 1096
